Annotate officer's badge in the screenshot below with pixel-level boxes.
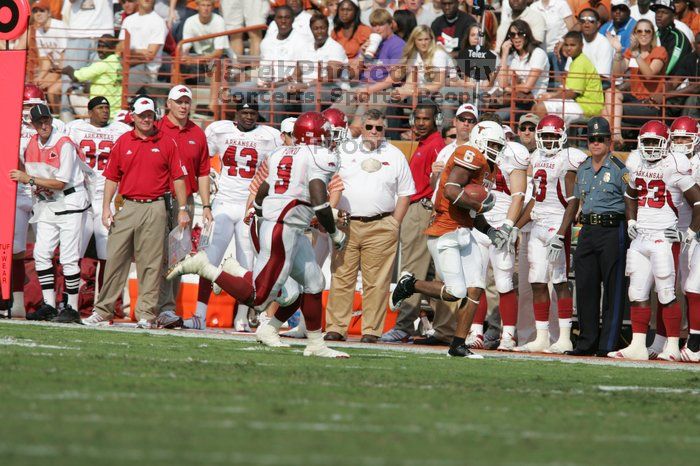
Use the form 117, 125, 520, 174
603, 172, 610, 183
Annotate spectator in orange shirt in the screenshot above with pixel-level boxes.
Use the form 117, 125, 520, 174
568, 0, 611, 24
675, 0, 700, 35
331, 0, 371, 59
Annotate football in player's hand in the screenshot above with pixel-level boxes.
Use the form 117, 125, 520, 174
462, 184, 488, 204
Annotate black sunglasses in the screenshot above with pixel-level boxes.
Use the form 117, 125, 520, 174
457, 116, 477, 124
365, 124, 384, 131
445, 133, 457, 139
519, 124, 536, 132
588, 136, 608, 143
508, 31, 527, 39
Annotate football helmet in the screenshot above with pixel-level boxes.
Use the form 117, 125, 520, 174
293, 112, 331, 147
669, 116, 699, 156
469, 121, 506, 163
637, 120, 668, 162
23, 84, 46, 124
535, 115, 567, 156
321, 108, 348, 143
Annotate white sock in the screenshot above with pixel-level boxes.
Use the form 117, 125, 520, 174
470, 323, 484, 335
502, 325, 516, 339
630, 332, 647, 348
535, 320, 549, 331
67, 293, 78, 310
558, 326, 571, 342
534, 328, 549, 341
269, 317, 284, 330
11, 292, 25, 316
235, 305, 249, 324
558, 318, 572, 329
307, 329, 324, 346
665, 336, 680, 352
42, 290, 55, 308
194, 302, 207, 321
690, 329, 700, 335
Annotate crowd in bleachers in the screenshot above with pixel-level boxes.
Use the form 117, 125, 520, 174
6, 0, 699, 145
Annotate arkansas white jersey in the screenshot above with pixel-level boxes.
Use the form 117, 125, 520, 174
626, 150, 696, 231
530, 147, 587, 225
205, 121, 281, 202
676, 154, 700, 230
66, 119, 131, 198
263, 144, 339, 228
484, 141, 530, 226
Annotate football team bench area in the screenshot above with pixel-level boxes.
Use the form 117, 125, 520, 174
1, 320, 699, 466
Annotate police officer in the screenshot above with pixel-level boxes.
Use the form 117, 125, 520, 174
553, 117, 629, 356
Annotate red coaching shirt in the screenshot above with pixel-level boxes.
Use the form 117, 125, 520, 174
104, 129, 185, 200
157, 117, 210, 196
409, 130, 445, 203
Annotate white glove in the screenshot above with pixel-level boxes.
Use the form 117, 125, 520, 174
545, 234, 566, 263
682, 227, 696, 252
494, 220, 514, 251
329, 229, 347, 251
507, 225, 520, 254
478, 193, 496, 214
664, 226, 684, 243
487, 227, 508, 249
627, 219, 638, 240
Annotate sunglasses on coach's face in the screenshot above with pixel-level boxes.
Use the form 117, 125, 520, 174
588, 136, 607, 144
457, 116, 476, 124
365, 124, 384, 131
519, 124, 536, 132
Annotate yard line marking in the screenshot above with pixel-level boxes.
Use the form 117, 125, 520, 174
0, 336, 78, 350
597, 385, 700, 395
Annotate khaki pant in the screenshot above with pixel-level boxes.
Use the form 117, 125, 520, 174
325, 215, 399, 337
94, 199, 168, 321
394, 202, 433, 334
157, 194, 195, 313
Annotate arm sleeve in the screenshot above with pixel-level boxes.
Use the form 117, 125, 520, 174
168, 140, 186, 179
573, 172, 582, 199
103, 140, 122, 182
204, 124, 219, 156
55, 142, 77, 184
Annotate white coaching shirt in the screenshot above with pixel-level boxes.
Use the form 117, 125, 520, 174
335, 139, 416, 217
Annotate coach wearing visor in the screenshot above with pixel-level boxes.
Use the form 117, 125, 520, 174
553, 117, 629, 357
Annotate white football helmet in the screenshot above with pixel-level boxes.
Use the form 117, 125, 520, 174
535, 115, 567, 156
470, 121, 506, 163
669, 116, 699, 156
637, 120, 668, 162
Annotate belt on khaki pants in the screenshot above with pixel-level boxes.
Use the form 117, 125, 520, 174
349, 212, 392, 222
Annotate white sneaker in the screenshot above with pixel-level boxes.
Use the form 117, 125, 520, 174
465, 332, 484, 349
234, 320, 252, 332
183, 315, 206, 330
136, 319, 156, 329
657, 347, 681, 362
680, 345, 700, 363
514, 330, 549, 353
497, 334, 517, 351
255, 323, 290, 348
282, 325, 307, 339
608, 344, 649, 360
156, 310, 182, 329
303, 344, 350, 358
257, 312, 271, 328
545, 338, 573, 354
81, 312, 112, 326
167, 251, 213, 280
213, 255, 248, 295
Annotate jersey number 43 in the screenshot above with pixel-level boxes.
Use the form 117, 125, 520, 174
222, 146, 258, 178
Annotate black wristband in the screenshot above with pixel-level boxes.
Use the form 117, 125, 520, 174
202, 205, 212, 209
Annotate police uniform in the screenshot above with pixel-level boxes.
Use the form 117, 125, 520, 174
572, 118, 629, 355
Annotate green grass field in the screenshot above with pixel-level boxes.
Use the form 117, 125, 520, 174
1, 322, 699, 466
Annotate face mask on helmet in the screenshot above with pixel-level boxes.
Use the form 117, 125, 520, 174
536, 130, 566, 156
329, 126, 347, 143
638, 135, 667, 162
470, 122, 506, 164
670, 135, 698, 156
483, 140, 505, 163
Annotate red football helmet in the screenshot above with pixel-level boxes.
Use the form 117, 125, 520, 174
293, 112, 331, 146
535, 115, 567, 156
637, 120, 668, 162
669, 116, 699, 156
23, 84, 46, 106
321, 108, 348, 143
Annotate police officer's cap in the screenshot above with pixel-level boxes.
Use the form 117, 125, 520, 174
587, 117, 611, 137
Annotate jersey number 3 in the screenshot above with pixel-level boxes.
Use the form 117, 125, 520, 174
223, 146, 258, 178
80, 140, 113, 171
636, 178, 666, 208
275, 155, 294, 194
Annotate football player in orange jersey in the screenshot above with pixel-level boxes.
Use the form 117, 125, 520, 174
389, 121, 509, 358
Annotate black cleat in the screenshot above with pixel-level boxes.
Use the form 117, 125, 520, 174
26, 303, 58, 321
0, 299, 11, 319
52, 305, 82, 324
448, 344, 484, 359
389, 271, 416, 311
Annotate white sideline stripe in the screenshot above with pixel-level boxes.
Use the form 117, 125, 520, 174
2, 320, 700, 372
598, 385, 700, 395
0, 336, 78, 350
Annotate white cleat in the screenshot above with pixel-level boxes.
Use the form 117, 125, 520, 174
167, 251, 210, 280
607, 345, 649, 360
680, 346, 700, 363
657, 348, 681, 362
497, 337, 517, 351
183, 315, 206, 330
465, 332, 485, 349
545, 339, 573, 354
234, 321, 252, 332
81, 312, 112, 326
303, 344, 350, 358
514, 333, 550, 353
282, 325, 307, 339
213, 255, 248, 295
136, 319, 156, 329
255, 323, 291, 348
